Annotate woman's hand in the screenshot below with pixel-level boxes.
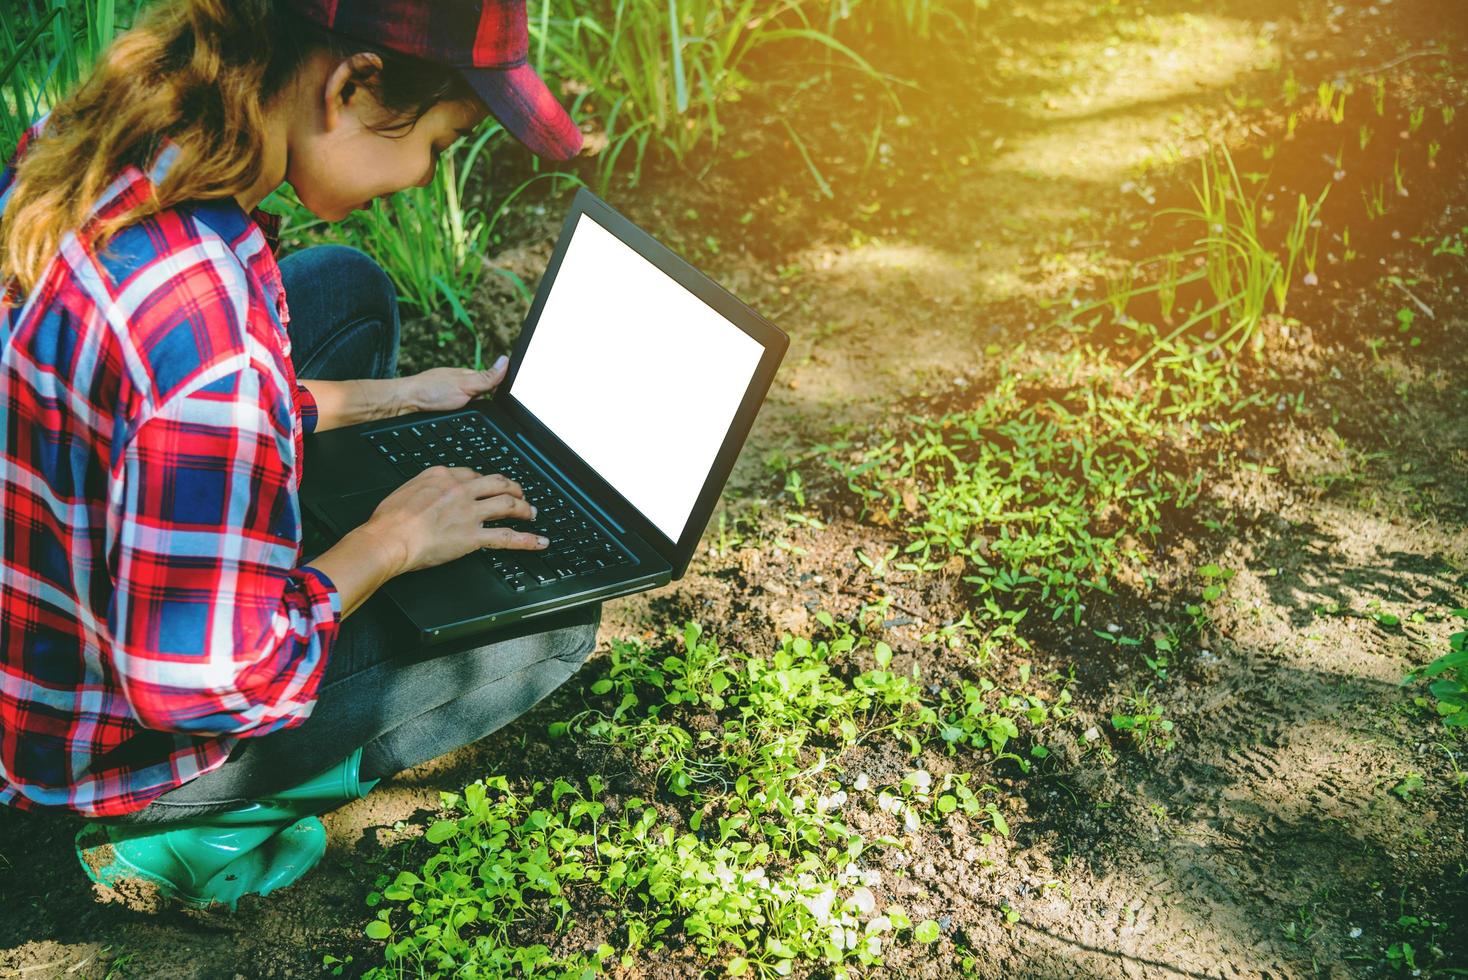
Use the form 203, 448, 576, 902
358, 465, 548, 576
396, 354, 509, 415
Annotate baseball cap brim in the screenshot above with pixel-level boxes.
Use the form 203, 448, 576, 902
462, 63, 583, 161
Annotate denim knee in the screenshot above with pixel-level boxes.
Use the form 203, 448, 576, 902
555, 605, 602, 665
312, 244, 395, 302
558, 622, 598, 665
326, 245, 399, 380
285, 244, 401, 381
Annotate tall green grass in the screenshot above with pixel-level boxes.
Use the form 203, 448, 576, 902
867, 0, 994, 39
532, 0, 894, 189
1057, 145, 1333, 375
1, 0, 146, 155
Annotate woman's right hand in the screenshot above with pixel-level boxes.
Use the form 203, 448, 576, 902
359, 466, 548, 575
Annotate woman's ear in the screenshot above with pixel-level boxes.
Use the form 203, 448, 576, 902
322, 52, 384, 133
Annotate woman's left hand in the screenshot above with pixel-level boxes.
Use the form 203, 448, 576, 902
397, 355, 509, 414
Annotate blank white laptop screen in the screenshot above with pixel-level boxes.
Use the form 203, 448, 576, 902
508, 212, 766, 542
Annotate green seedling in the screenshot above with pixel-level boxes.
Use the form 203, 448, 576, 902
1146, 633, 1176, 681
1379, 908, 1448, 975
1431, 227, 1466, 257
1279, 185, 1331, 313
320, 953, 354, 977
1111, 687, 1175, 755
1390, 773, 1425, 801
1404, 609, 1468, 727
1199, 563, 1234, 602
1363, 181, 1388, 220
784, 511, 825, 530
1281, 904, 1322, 944
783, 467, 806, 508
708, 508, 747, 558
1092, 627, 1143, 650
1183, 564, 1234, 637
1316, 81, 1334, 114
920, 612, 1008, 665
856, 545, 900, 580
1437, 744, 1468, 791
369, 618, 1073, 977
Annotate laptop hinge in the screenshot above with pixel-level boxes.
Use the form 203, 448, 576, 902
511, 431, 627, 535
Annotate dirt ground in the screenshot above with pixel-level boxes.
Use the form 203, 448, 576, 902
2, 0, 1466, 977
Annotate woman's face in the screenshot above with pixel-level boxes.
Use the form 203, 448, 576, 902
285, 52, 490, 222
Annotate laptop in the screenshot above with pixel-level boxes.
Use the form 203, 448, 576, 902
300, 188, 789, 645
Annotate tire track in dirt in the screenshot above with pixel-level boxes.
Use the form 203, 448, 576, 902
997, 475, 1468, 977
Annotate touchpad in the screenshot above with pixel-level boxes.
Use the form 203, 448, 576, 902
320, 486, 393, 539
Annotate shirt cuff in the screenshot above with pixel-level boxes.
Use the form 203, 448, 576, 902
297, 383, 319, 435
298, 563, 343, 622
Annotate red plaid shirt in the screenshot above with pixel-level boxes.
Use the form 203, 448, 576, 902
0, 121, 341, 817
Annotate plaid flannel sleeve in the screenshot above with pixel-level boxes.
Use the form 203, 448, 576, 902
296, 383, 319, 434
107, 362, 342, 738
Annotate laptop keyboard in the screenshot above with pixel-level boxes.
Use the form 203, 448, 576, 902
366, 414, 631, 592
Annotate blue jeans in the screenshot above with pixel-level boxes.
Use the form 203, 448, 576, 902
115, 246, 599, 825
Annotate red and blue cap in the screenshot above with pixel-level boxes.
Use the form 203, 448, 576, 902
286, 0, 584, 161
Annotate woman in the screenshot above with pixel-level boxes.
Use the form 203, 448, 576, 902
0, 0, 594, 909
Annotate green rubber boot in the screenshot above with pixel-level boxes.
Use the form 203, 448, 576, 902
77, 748, 380, 910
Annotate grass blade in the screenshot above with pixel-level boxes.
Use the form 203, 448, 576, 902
779, 117, 832, 199
667, 0, 688, 114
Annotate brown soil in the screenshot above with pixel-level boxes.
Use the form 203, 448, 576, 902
4, 0, 1467, 977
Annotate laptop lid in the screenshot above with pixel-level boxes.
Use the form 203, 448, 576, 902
494, 188, 788, 580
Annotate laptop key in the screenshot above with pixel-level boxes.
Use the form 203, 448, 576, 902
512, 551, 550, 576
